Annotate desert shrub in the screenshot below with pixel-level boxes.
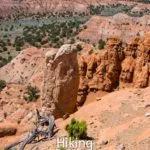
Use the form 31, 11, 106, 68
16, 46, 21, 51
5, 28, 8, 32
10, 25, 14, 31
14, 36, 24, 47
0, 40, 6, 47
98, 39, 106, 50
0, 56, 12, 68
66, 118, 87, 140
7, 56, 12, 62
69, 38, 75, 44
76, 44, 82, 51
0, 80, 6, 91
3, 46, 8, 51
24, 85, 40, 102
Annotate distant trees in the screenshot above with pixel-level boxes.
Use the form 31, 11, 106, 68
137, 0, 150, 4
88, 4, 134, 16
0, 56, 12, 68
3, 46, 8, 51
22, 19, 85, 48
0, 39, 12, 67
13, 36, 24, 51
0, 12, 89, 69
10, 25, 14, 31
76, 44, 82, 51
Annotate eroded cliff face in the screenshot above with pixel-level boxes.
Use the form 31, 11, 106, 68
121, 35, 150, 88
42, 44, 79, 118
0, 34, 149, 122
78, 34, 150, 105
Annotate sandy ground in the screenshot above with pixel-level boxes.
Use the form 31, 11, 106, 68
1, 87, 149, 150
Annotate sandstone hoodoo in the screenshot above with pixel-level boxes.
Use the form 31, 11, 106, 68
120, 34, 150, 88
42, 44, 79, 118
78, 34, 150, 105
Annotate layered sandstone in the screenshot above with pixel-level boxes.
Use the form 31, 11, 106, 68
79, 14, 150, 43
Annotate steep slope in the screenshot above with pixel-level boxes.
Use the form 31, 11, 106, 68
0, 47, 52, 86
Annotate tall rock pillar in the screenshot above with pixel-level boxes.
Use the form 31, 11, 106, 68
42, 44, 79, 118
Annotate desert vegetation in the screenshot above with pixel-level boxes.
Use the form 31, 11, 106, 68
131, 0, 150, 3
98, 39, 106, 50
0, 16, 88, 68
22, 20, 86, 48
0, 1, 149, 69
59, 147, 66, 150
88, 3, 150, 17
0, 1, 150, 149
0, 80, 6, 91
24, 85, 40, 102
0, 55, 12, 68
66, 118, 87, 140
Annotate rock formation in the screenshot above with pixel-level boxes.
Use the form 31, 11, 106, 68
121, 34, 150, 88
42, 44, 79, 118
78, 34, 150, 105
0, 34, 149, 119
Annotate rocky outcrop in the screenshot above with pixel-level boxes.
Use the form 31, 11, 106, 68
78, 34, 150, 105
78, 37, 124, 105
121, 34, 150, 88
0, 34, 149, 120
42, 44, 79, 118
119, 38, 140, 87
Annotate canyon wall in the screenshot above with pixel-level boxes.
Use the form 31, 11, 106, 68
0, 34, 149, 118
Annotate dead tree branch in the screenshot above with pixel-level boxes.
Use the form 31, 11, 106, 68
5, 110, 56, 150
